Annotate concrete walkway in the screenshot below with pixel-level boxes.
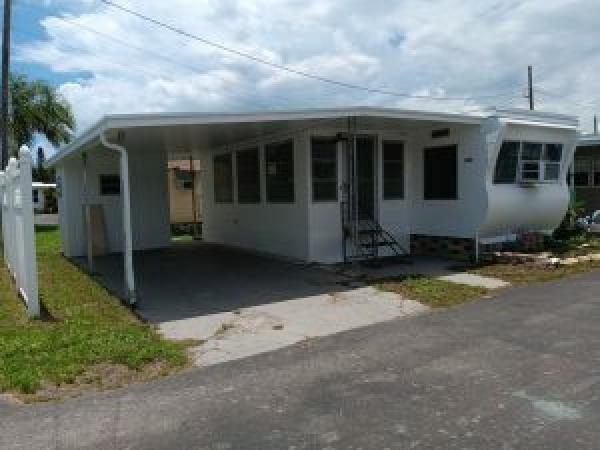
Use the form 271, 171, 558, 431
160, 286, 429, 366
438, 272, 511, 289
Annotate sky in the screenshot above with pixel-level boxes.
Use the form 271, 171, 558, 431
8, 0, 600, 153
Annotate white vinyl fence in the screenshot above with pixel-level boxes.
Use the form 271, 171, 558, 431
0, 145, 39, 318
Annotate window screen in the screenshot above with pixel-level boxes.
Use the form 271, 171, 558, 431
100, 174, 120, 196
382, 140, 404, 199
174, 169, 193, 190
520, 142, 543, 181
265, 140, 294, 203
424, 145, 457, 200
593, 158, 600, 187
236, 147, 260, 203
543, 143, 562, 181
574, 158, 591, 187
311, 138, 337, 202
213, 153, 233, 203
494, 141, 519, 183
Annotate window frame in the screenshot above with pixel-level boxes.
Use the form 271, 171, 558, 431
493, 141, 564, 185
265, 139, 295, 204
423, 145, 458, 200
311, 136, 338, 203
236, 146, 261, 204
382, 140, 405, 200
213, 153, 234, 203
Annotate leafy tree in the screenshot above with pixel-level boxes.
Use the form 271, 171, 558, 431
8, 73, 75, 155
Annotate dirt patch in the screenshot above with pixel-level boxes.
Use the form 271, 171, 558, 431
5, 361, 183, 404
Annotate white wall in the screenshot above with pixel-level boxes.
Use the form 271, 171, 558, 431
409, 124, 486, 239
201, 131, 310, 260
56, 140, 170, 257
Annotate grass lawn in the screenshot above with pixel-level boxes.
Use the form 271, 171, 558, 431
375, 276, 489, 309
470, 260, 600, 284
0, 226, 189, 401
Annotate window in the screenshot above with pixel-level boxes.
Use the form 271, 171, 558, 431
424, 145, 457, 200
382, 140, 404, 199
573, 157, 600, 187
574, 158, 591, 187
174, 169, 193, 190
311, 137, 337, 202
543, 143, 562, 181
32, 190, 39, 203
265, 139, 294, 203
493, 141, 563, 184
213, 153, 233, 203
520, 142, 543, 181
494, 141, 519, 183
236, 147, 260, 203
99, 174, 120, 196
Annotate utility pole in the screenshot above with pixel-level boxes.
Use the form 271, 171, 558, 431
527, 65, 534, 111
1, 0, 12, 170
594, 114, 598, 135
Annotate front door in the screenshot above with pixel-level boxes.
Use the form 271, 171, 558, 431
356, 136, 376, 220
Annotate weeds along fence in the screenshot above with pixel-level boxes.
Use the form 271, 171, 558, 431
0, 145, 40, 318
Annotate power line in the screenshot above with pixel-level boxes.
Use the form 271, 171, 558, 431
99, 0, 520, 103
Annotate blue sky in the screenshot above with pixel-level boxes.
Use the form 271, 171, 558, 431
10, 0, 600, 152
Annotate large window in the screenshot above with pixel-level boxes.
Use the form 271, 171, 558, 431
265, 139, 294, 203
213, 153, 233, 203
574, 157, 600, 187
236, 147, 261, 203
382, 140, 404, 199
494, 141, 519, 183
494, 141, 563, 184
424, 145, 457, 200
99, 174, 120, 196
311, 137, 337, 202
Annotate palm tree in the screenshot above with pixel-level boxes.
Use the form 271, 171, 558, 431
8, 73, 75, 155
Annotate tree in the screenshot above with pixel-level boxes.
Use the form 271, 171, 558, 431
8, 73, 75, 155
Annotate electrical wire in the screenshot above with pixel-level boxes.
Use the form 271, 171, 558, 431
98, 0, 521, 103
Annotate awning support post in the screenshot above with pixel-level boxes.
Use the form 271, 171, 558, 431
82, 152, 94, 273
100, 131, 137, 306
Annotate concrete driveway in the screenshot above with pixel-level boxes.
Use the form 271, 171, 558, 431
81, 242, 430, 365
3, 270, 600, 449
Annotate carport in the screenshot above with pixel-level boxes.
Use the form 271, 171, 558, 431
77, 240, 349, 323
47, 108, 375, 306
47, 106, 486, 308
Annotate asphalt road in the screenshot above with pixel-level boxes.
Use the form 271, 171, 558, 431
2, 271, 600, 449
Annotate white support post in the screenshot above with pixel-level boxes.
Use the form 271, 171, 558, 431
100, 132, 136, 306
82, 152, 94, 273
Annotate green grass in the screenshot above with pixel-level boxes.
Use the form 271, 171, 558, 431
375, 276, 488, 309
547, 232, 600, 257
0, 226, 189, 397
470, 260, 600, 284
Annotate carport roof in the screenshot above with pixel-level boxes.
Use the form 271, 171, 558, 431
46, 105, 578, 167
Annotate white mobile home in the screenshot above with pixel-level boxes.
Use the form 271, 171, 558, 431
32, 182, 56, 213
46, 107, 577, 303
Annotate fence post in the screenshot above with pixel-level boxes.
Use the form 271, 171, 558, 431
18, 146, 39, 318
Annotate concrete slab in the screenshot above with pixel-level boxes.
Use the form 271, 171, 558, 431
159, 286, 429, 366
438, 272, 511, 289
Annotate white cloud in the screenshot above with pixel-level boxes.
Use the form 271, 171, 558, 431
16, 0, 600, 137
